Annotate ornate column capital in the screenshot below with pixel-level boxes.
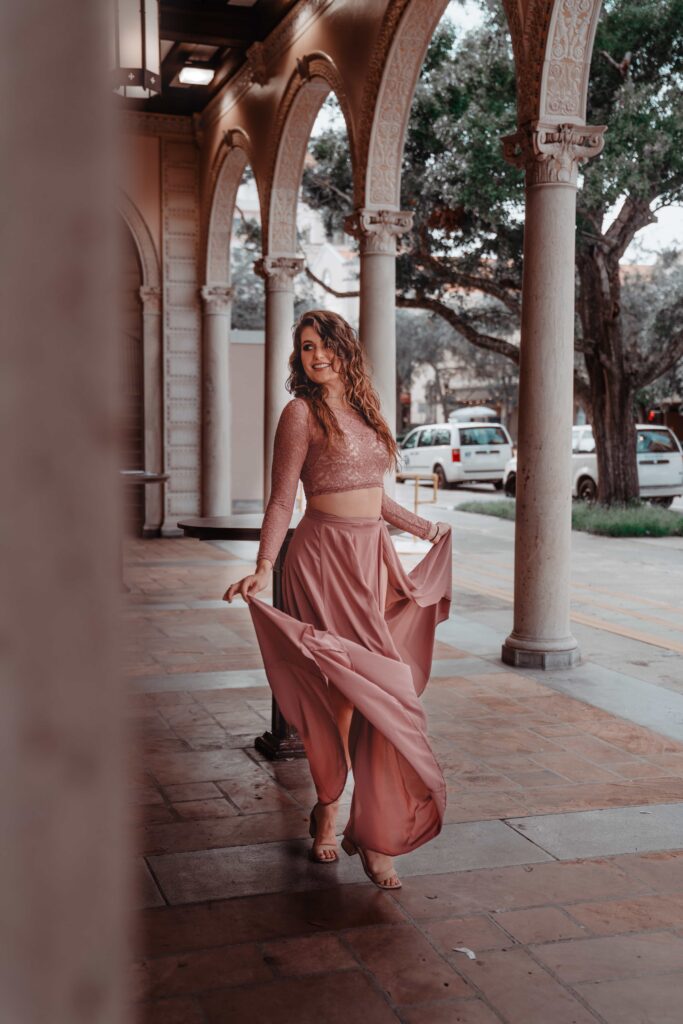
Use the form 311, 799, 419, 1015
343, 208, 414, 255
200, 284, 234, 314
254, 255, 305, 292
502, 122, 606, 187
139, 285, 161, 313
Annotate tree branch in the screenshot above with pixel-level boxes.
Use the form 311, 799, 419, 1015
603, 195, 657, 260
637, 329, 683, 388
304, 265, 360, 298
397, 294, 520, 364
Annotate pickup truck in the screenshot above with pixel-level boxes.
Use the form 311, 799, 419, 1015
503, 424, 683, 507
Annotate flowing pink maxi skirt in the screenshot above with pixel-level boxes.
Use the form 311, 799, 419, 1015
248, 507, 452, 856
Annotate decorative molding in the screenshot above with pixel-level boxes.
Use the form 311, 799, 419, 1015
254, 255, 304, 291
542, 0, 601, 121
161, 139, 202, 529
118, 191, 161, 290
222, 126, 252, 151
203, 133, 253, 284
200, 284, 234, 313
502, 121, 606, 186
121, 111, 196, 139
246, 42, 270, 86
139, 285, 162, 313
344, 208, 414, 255
360, 0, 449, 210
265, 53, 354, 255
202, 0, 336, 129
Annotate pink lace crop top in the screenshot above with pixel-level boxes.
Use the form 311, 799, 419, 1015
257, 398, 436, 564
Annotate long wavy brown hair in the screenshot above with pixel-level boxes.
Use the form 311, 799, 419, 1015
286, 309, 399, 469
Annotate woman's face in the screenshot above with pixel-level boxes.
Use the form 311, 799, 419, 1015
299, 324, 343, 388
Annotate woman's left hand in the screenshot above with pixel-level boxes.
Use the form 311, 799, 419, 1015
429, 521, 451, 544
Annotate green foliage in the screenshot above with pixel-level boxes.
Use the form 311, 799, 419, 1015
456, 499, 683, 536
581, 0, 683, 213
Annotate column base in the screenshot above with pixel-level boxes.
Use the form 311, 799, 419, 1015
501, 635, 580, 670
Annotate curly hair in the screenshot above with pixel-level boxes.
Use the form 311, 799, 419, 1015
286, 309, 399, 469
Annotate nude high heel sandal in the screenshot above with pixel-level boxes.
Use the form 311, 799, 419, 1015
341, 836, 402, 890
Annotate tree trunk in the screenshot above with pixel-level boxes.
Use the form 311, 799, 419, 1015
427, 362, 450, 422
577, 247, 640, 504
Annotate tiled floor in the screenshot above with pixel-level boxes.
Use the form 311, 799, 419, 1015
126, 532, 683, 1023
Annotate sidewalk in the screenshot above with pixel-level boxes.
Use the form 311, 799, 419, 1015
126, 528, 683, 1024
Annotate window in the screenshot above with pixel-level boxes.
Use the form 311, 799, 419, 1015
418, 429, 435, 447
401, 430, 419, 449
433, 429, 451, 446
458, 426, 508, 446
637, 429, 677, 454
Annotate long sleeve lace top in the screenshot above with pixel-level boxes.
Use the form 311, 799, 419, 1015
257, 398, 436, 564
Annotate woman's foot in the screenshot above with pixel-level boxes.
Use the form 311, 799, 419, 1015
309, 799, 340, 862
340, 836, 402, 889
362, 848, 401, 888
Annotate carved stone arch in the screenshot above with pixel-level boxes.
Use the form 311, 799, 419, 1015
117, 191, 164, 534
265, 52, 355, 255
204, 127, 262, 286
501, 0, 603, 126
360, 0, 450, 211
119, 190, 161, 290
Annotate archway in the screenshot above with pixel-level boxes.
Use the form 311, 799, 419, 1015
118, 191, 163, 535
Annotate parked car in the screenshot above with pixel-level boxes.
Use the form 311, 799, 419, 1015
503, 424, 683, 506
399, 421, 514, 489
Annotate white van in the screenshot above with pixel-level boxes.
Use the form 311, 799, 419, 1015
503, 424, 683, 506
399, 421, 514, 489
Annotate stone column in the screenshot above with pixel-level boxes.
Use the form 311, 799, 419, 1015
255, 256, 304, 500
200, 284, 233, 516
501, 122, 605, 669
139, 285, 163, 534
344, 209, 413, 434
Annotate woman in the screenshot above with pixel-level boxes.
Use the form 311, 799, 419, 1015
225, 310, 451, 890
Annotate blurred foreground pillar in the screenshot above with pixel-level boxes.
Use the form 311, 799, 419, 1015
501, 123, 605, 669
0, 3, 128, 1023
256, 256, 304, 500
345, 209, 413, 436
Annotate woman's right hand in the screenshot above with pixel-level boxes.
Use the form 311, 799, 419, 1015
223, 566, 270, 604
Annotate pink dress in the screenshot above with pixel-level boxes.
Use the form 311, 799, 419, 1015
248, 399, 451, 856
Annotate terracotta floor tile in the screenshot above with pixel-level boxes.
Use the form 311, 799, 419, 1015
138, 806, 309, 856
493, 907, 587, 944
423, 915, 512, 955
134, 944, 271, 999
527, 750, 622, 783
172, 799, 238, 820
201, 971, 400, 1024
344, 923, 472, 1004
145, 749, 254, 785
456, 947, 600, 1023
574, 974, 683, 1024
566, 894, 683, 935
135, 996, 204, 1023
531, 930, 683, 983
397, 999, 502, 1024
162, 782, 222, 802
140, 885, 405, 957
614, 850, 683, 893
262, 933, 357, 975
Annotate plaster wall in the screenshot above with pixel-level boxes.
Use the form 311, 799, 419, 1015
121, 133, 161, 256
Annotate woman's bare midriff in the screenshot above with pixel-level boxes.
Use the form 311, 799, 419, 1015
307, 486, 383, 518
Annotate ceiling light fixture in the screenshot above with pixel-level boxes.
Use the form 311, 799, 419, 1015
112, 0, 161, 98
178, 66, 216, 86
